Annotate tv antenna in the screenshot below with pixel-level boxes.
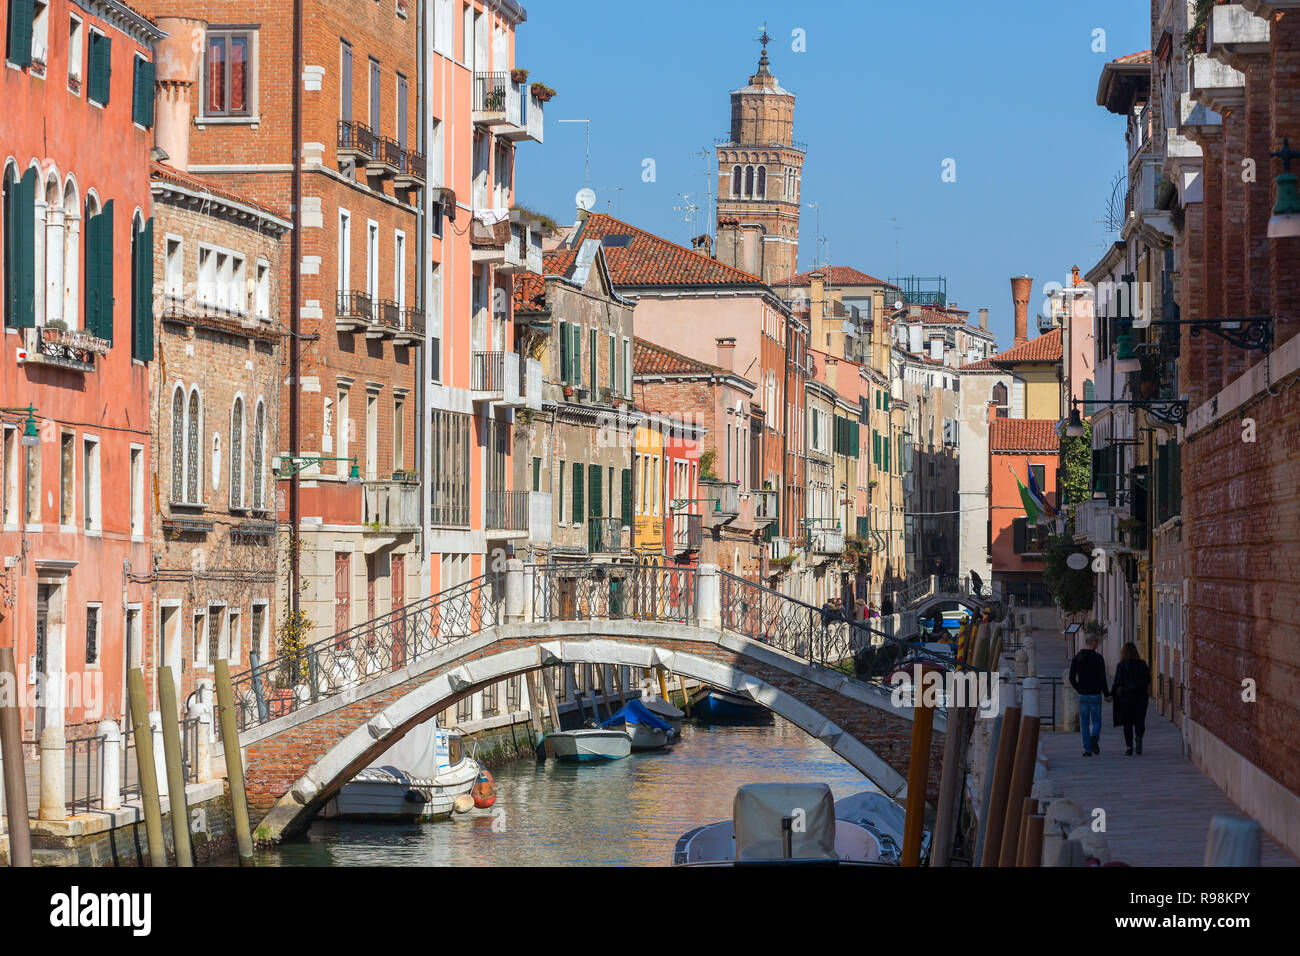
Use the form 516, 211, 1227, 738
888, 217, 902, 276
673, 193, 704, 236
594, 185, 624, 216
689, 147, 715, 236
558, 118, 592, 186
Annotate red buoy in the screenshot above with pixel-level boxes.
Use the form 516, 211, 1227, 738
471, 768, 496, 809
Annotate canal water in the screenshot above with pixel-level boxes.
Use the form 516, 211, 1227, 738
253, 718, 874, 866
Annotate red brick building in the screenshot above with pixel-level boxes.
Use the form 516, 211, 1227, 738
2, 0, 161, 737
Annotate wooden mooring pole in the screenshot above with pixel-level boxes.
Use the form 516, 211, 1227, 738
157, 667, 193, 866
979, 702, 1021, 867
0, 647, 33, 866
127, 668, 167, 866
900, 668, 937, 867
214, 659, 254, 864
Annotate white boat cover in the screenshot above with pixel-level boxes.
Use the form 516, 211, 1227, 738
733, 783, 837, 861
834, 789, 908, 844
368, 718, 437, 778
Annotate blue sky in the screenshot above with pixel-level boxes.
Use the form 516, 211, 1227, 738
514, 0, 1149, 350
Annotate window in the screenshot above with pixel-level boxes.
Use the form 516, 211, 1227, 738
756, 166, 766, 199
82, 437, 100, 531
165, 238, 183, 302
336, 387, 350, 477
1, 426, 16, 525
395, 73, 408, 150
731, 165, 740, 198
251, 400, 265, 510
558, 459, 566, 523
131, 216, 154, 359
132, 54, 155, 127
365, 390, 378, 481
84, 605, 99, 665
369, 57, 380, 132
186, 388, 201, 502
744, 165, 754, 198
255, 259, 270, 318
623, 338, 632, 397
87, 29, 110, 105
251, 602, 268, 662
366, 221, 379, 303
130, 446, 143, 536
607, 333, 615, 392
340, 40, 352, 122
30, 0, 47, 72
393, 395, 405, 472
207, 605, 226, 664
429, 409, 471, 526
394, 231, 406, 310
193, 610, 206, 666
229, 397, 244, 508
4, 165, 37, 331
204, 29, 253, 117
67, 16, 82, 91
338, 210, 351, 293
59, 432, 74, 525
228, 609, 242, 665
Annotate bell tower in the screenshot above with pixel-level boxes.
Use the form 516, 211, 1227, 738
714, 26, 803, 284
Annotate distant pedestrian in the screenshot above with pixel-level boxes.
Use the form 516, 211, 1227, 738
1111, 643, 1151, 756
868, 602, 880, 619
854, 597, 867, 622
820, 599, 835, 627
1069, 634, 1110, 757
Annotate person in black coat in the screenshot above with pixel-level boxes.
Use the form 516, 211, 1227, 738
1110, 642, 1151, 755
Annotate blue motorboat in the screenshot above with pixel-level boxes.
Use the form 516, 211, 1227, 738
601, 698, 675, 750
688, 686, 772, 722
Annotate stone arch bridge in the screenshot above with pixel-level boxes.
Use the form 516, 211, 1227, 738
229, 562, 957, 842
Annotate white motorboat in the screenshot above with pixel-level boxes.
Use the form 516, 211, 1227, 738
640, 696, 685, 737
834, 789, 919, 864
322, 719, 478, 822
672, 783, 887, 866
601, 698, 676, 751
546, 727, 633, 762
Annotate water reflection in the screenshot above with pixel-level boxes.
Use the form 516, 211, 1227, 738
257, 718, 874, 867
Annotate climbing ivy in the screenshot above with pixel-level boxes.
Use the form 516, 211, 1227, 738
1042, 533, 1095, 615
1059, 419, 1092, 523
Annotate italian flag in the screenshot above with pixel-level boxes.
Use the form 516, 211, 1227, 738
1012, 464, 1054, 526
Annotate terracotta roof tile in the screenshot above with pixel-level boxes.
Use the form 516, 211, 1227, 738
512, 271, 546, 314
1113, 49, 1152, 64
990, 419, 1060, 453
959, 357, 998, 371
150, 162, 289, 223
576, 213, 766, 289
633, 337, 725, 376
771, 265, 899, 289
990, 328, 1063, 366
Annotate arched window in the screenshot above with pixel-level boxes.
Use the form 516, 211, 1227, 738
170, 386, 185, 501
756, 166, 766, 200
731, 165, 741, 199
41, 171, 62, 327
252, 399, 266, 510
230, 396, 244, 508
186, 389, 201, 502
744, 165, 754, 198
992, 383, 1008, 418
62, 179, 80, 329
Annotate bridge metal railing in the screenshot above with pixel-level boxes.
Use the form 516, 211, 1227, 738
532, 561, 696, 625
227, 571, 504, 733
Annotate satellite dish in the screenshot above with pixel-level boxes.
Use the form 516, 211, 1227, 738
894, 300, 904, 310
575, 187, 596, 211
1066, 552, 1089, 571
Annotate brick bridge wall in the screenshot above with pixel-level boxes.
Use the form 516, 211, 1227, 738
241, 628, 947, 840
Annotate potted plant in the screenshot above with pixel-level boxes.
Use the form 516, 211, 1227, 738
530, 82, 556, 103
511, 67, 529, 84
563, 384, 574, 399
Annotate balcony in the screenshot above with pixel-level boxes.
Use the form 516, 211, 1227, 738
28, 325, 110, 372
395, 307, 424, 345
524, 90, 544, 144
769, 535, 792, 562
1208, 3, 1270, 71
1190, 51, 1245, 115
336, 291, 373, 333
471, 350, 520, 404
337, 120, 376, 166
805, 519, 845, 556
698, 479, 739, 527
395, 149, 426, 190
752, 489, 778, 529
367, 136, 404, 178
529, 491, 553, 546
1073, 499, 1126, 551
499, 354, 541, 411
472, 72, 523, 133
368, 299, 401, 339
363, 479, 421, 534
486, 489, 529, 538
672, 512, 703, 554
587, 517, 625, 556
495, 220, 528, 274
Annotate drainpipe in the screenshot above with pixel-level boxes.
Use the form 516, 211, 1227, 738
419, 0, 431, 592
288, 0, 304, 617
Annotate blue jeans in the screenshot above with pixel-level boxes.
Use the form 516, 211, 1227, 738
1079, 694, 1103, 752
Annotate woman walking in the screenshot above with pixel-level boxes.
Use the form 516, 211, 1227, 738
1111, 643, 1151, 756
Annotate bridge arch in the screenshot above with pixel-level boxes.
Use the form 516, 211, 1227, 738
241, 619, 948, 843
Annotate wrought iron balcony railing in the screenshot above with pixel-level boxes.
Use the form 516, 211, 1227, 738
336, 291, 373, 329
472, 350, 506, 393
672, 512, 703, 553
337, 120, 376, 160
486, 489, 528, 532
587, 516, 625, 555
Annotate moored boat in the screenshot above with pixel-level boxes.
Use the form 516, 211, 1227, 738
322, 720, 478, 822
600, 698, 675, 751
546, 726, 633, 762
639, 696, 685, 737
672, 783, 886, 866
688, 686, 771, 722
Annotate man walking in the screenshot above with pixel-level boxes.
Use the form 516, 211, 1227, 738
1069, 634, 1110, 756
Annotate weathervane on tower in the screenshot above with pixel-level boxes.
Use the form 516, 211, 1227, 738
756, 23, 772, 67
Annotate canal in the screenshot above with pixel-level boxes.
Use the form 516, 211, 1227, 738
251, 718, 875, 866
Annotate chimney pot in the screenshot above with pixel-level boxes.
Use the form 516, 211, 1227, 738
978, 308, 989, 332
715, 337, 736, 371
152, 18, 208, 173
1010, 276, 1033, 347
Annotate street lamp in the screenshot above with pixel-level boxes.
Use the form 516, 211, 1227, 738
1065, 406, 1086, 438
1069, 395, 1187, 428
275, 455, 361, 485
1268, 138, 1300, 239
0, 405, 42, 446
1114, 333, 1142, 374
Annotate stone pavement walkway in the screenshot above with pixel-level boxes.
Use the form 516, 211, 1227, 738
1031, 625, 1296, 866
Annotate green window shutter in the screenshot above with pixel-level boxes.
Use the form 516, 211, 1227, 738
588, 463, 601, 518
5, 167, 37, 328
86, 201, 114, 342
1012, 517, 1026, 554
133, 58, 155, 127
133, 217, 154, 360
569, 324, 580, 385
883, 438, 890, 475
620, 468, 632, 527
571, 461, 583, 525
6, 0, 32, 68
558, 320, 568, 383
532, 457, 541, 492
89, 32, 111, 104
589, 328, 597, 390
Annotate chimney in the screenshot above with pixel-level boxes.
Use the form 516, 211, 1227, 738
691, 234, 713, 257
152, 18, 207, 172
978, 308, 988, 332
1011, 275, 1033, 347
715, 337, 736, 371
